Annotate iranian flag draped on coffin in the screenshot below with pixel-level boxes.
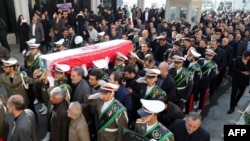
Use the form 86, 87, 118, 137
40, 39, 133, 72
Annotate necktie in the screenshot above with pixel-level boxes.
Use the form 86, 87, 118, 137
10, 121, 16, 140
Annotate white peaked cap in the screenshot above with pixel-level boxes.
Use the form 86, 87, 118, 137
74, 36, 83, 44
100, 82, 119, 92
173, 55, 186, 62
54, 63, 70, 73
129, 51, 140, 60
29, 43, 40, 49
2, 57, 18, 66
26, 38, 36, 44
190, 47, 201, 58
145, 69, 161, 77
137, 99, 165, 117
92, 59, 108, 69
98, 31, 105, 36
116, 52, 128, 61
55, 39, 65, 46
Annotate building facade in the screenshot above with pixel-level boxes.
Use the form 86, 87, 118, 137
2, 0, 203, 34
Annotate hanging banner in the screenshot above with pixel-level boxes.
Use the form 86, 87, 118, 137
56, 3, 72, 11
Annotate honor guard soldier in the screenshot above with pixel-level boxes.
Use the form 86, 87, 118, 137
132, 68, 166, 122
135, 99, 175, 141
0, 58, 40, 107
53, 63, 72, 101
169, 55, 193, 111
54, 38, 65, 52
28, 43, 47, 114
112, 52, 128, 73
24, 38, 36, 71
92, 57, 111, 82
137, 68, 166, 100
28, 43, 42, 72
131, 28, 141, 50
86, 82, 128, 141
196, 49, 217, 113
127, 51, 140, 72
185, 47, 202, 113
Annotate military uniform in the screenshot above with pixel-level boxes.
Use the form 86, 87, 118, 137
170, 66, 192, 110
135, 122, 175, 141
54, 76, 72, 93
24, 51, 34, 71
86, 83, 128, 141
134, 99, 175, 141
140, 84, 166, 100
112, 52, 128, 73
186, 62, 202, 113
112, 64, 125, 73
31, 54, 42, 72
0, 71, 39, 107
197, 59, 217, 110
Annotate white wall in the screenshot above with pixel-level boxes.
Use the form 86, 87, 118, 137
14, 0, 30, 22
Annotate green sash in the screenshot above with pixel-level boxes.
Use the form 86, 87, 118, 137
98, 99, 126, 133
113, 64, 124, 73
188, 62, 201, 73
133, 35, 139, 44
31, 55, 42, 72
55, 77, 72, 93
174, 68, 191, 87
122, 127, 150, 141
143, 85, 166, 99
201, 60, 217, 76
144, 122, 173, 141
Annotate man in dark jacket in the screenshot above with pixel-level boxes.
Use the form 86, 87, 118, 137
7, 94, 38, 141
169, 111, 210, 141
227, 51, 250, 114
157, 95, 185, 127
209, 40, 227, 98
49, 87, 70, 141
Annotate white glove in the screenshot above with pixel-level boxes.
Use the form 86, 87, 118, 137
88, 92, 101, 99
22, 49, 27, 56
81, 64, 88, 77
150, 139, 157, 141
98, 80, 107, 86
136, 77, 146, 83
104, 56, 110, 70
47, 76, 55, 87
105, 56, 110, 64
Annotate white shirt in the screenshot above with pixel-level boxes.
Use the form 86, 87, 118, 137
88, 28, 98, 42
32, 24, 36, 36
145, 12, 148, 21
101, 98, 114, 113
176, 67, 183, 75
188, 62, 196, 68
146, 121, 158, 131
146, 85, 154, 95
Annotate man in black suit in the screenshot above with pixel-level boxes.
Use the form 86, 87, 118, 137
169, 111, 210, 141
7, 94, 38, 141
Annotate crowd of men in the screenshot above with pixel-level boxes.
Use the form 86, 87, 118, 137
1, 3, 250, 141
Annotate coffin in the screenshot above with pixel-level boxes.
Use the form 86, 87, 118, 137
40, 39, 133, 72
